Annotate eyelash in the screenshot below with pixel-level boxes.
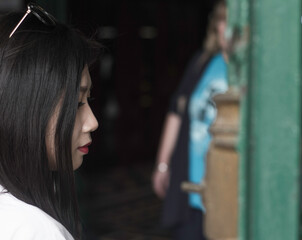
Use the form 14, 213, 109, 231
78, 97, 95, 108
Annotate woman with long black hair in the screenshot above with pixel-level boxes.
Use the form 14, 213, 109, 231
0, 3, 99, 239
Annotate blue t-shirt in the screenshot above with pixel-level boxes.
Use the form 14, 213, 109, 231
188, 53, 228, 210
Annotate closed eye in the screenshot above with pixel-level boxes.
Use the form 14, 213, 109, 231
78, 102, 85, 108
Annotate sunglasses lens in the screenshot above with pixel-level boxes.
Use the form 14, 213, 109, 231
28, 3, 56, 26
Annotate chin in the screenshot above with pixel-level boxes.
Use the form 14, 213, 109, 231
72, 157, 83, 170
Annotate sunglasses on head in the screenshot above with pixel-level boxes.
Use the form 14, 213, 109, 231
9, 2, 56, 38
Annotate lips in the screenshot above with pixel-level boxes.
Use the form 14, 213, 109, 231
78, 142, 91, 154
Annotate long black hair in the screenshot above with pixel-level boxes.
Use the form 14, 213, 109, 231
0, 12, 99, 239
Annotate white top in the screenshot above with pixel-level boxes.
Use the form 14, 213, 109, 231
0, 185, 74, 240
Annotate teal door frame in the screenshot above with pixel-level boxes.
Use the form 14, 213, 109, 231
228, 0, 301, 239
247, 0, 301, 239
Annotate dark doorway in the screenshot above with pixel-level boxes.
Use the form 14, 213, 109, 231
69, 0, 212, 169
67, 0, 215, 238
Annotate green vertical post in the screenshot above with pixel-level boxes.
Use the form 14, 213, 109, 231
37, 0, 67, 23
246, 0, 301, 239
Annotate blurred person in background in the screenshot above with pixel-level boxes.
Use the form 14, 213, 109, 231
152, 1, 228, 239
0, 3, 99, 240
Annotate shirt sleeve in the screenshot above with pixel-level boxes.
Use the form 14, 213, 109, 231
168, 50, 205, 116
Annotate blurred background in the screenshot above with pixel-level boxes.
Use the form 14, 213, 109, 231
0, 0, 219, 239
2, 1, 301, 240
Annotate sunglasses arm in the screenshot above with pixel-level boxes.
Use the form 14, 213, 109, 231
9, 9, 32, 38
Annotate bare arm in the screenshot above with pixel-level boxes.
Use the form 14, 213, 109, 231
152, 112, 182, 198
156, 113, 182, 165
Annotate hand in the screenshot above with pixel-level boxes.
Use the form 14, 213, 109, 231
152, 169, 170, 199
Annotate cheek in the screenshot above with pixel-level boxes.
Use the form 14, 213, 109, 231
71, 114, 84, 170
72, 113, 82, 148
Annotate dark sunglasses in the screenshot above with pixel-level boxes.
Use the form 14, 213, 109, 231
9, 2, 56, 38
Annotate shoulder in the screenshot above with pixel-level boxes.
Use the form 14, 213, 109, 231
209, 53, 227, 71
0, 191, 74, 240
205, 53, 227, 80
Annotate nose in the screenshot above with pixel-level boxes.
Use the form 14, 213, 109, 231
82, 105, 99, 133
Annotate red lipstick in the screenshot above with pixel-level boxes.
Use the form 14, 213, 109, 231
78, 142, 91, 154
